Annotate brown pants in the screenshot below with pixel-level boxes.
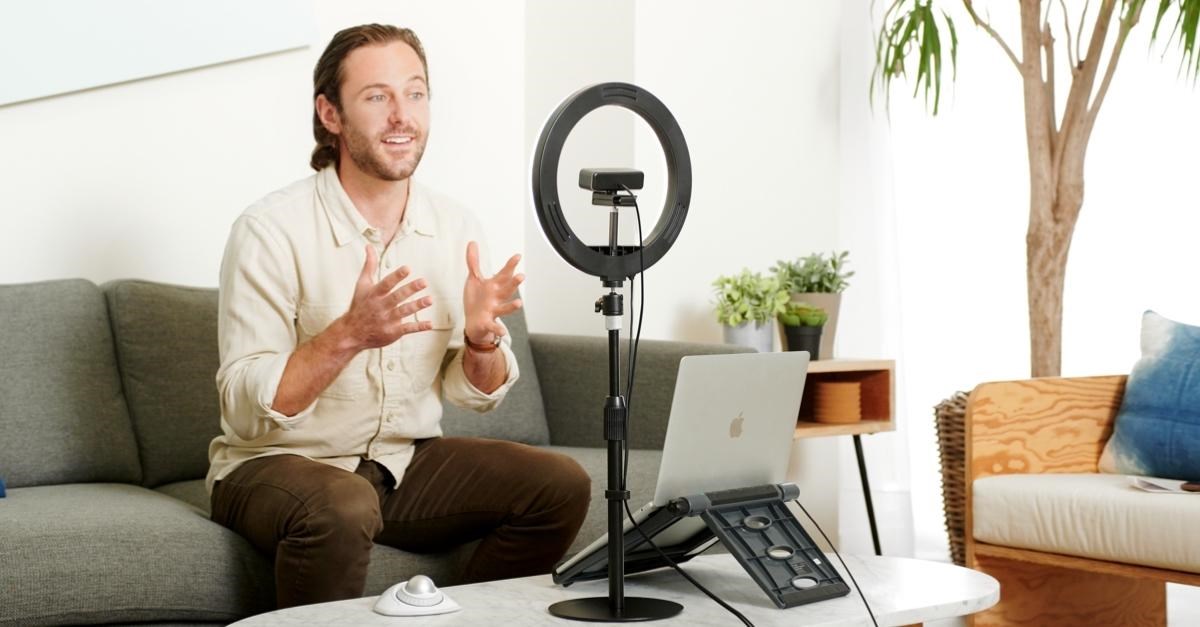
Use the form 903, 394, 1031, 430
210, 437, 591, 608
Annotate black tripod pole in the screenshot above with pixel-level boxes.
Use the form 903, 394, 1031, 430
600, 290, 629, 612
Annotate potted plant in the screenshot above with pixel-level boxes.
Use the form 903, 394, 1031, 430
778, 301, 828, 359
712, 269, 788, 353
772, 251, 853, 359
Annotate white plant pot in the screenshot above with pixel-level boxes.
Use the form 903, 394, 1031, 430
723, 321, 774, 353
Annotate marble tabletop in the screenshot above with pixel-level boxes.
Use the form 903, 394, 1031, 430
231, 553, 998, 626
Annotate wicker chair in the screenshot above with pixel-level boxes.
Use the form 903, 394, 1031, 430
935, 392, 969, 567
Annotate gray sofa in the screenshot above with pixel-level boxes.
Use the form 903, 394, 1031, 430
0, 278, 746, 626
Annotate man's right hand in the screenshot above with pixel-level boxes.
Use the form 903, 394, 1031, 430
270, 245, 432, 417
339, 244, 434, 351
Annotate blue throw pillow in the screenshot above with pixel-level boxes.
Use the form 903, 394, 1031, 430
1099, 311, 1200, 479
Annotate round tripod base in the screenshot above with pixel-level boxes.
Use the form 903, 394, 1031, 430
548, 596, 683, 622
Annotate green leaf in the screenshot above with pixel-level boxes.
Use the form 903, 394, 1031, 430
711, 269, 790, 325
871, 0, 958, 115
1153, 0, 1200, 78
773, 251, 853, 294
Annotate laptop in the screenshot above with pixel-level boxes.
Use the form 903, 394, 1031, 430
555, 350, 810, 578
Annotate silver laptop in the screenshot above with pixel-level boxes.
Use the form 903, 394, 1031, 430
556, 351, 810, 574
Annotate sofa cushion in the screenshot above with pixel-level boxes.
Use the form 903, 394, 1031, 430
973, 473, 1200, 574
104, 280, 223, 487
1099, 310, 1200, 480
155, 478, 211, 515
0, 279, 141, 488
0, 483, 274, 625
441, 308, 550, 445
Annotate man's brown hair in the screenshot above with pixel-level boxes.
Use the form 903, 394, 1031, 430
310, 24, 429, 171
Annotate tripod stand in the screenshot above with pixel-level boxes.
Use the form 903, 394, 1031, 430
547, 194, 682, 622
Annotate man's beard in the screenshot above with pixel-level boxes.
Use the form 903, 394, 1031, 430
341, 120, 427, 182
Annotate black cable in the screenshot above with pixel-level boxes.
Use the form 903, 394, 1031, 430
793, 500, 879, 627
621, 500, 753, 627
616, 186, 754, 627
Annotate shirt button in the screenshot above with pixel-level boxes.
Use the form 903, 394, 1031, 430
386, 360, 396, 371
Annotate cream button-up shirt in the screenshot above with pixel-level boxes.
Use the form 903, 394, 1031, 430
206, 166, 519, 494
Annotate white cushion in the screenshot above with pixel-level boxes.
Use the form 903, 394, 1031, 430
972, 473, 1200, 573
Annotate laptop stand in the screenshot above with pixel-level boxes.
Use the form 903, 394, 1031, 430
554, 483, 851, 609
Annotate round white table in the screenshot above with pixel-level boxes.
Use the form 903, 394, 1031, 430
232, 553, 998, 626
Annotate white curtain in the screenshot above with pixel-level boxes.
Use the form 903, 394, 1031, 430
834, 1, 924, 559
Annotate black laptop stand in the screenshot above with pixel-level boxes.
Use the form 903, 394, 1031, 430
554, 483, 850, 609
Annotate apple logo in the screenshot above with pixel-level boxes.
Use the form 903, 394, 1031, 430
729, 412, 745, 438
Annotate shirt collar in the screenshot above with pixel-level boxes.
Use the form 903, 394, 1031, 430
316, 166, 437, 248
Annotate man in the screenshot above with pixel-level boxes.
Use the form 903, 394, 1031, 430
206, 24, 591, 609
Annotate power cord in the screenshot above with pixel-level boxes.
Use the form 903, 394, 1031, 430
794, 501, 879, 627
617, 187, 754, 627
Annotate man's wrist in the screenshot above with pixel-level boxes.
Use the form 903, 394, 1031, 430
464, 331, 500, 353
324, 316, 364, 358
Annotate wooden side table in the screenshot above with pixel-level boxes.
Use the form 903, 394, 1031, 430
794, 359, 895, 556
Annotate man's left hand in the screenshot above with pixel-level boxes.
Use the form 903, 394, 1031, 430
463, 241, 524, 346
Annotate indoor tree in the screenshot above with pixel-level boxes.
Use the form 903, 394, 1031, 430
874, 0, 1199, 376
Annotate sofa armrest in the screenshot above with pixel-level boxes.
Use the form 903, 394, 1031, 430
966, 375, 1126, 483
529, 333, 752, 449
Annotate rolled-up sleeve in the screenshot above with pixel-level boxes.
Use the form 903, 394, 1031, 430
441, 329, 520, 412
215, 215, 316, 441
437, 216, 521, 412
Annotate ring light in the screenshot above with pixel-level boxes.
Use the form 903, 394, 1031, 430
531, 82, 691, 283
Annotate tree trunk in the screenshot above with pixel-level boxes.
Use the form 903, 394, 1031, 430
1026, 199, 1073, 378
1019, 0, 1069, 378
1018, 0, 1116, 377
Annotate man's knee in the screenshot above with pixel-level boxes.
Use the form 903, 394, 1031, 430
539, 453, 592, 515
302, 471, 384, 541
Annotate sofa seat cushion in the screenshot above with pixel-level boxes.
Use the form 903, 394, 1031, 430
155, 478, 211, 515
0, 483, 273, 626
973, 473, 1200, 573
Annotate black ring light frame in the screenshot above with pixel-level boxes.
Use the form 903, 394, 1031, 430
532, 82, 691, 283
534, 83, 691, 622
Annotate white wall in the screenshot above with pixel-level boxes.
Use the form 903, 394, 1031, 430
632, 0, 849, 544
632, 0, 843, 345
0, 0, 526, 287
522, 1, 846, 345
523, 0, 637, 337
